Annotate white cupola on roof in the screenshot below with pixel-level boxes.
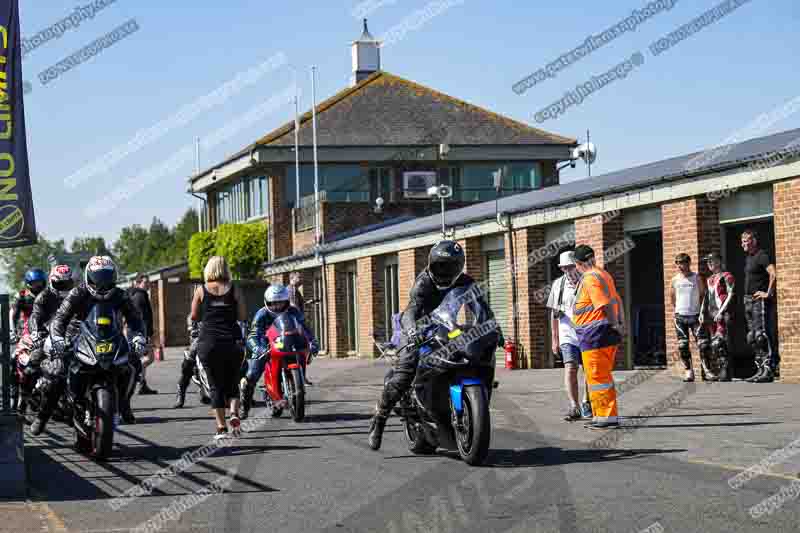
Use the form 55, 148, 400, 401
351, 19, 381, 86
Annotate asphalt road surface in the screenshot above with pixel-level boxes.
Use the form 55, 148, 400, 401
13, 354, 800, 533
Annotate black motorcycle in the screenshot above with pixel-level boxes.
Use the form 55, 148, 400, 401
69, 303, 137, 460
383, 285, 499, 466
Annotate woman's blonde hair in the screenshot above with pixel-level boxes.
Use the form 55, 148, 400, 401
203, 256, 231, 283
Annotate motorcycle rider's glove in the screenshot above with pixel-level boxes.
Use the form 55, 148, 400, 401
50, 338, 67, 357
310, 340, 320, 355
131, 335, 147, 357
9, 332, 18, 345
43, 356, 65, 378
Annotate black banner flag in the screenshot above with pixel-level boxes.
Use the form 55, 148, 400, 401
0, 0, 36, 248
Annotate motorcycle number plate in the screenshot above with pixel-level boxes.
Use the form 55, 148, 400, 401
96, 342, 113, 354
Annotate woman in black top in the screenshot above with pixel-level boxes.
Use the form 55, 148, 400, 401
190, 256, 247, 438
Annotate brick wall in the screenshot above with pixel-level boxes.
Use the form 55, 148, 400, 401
574, 212, 629, 369
269, 174, 293, 260
357, 255, 385, 358
164, 282, 193, 346
398, 246, 431, 311
459, 237, 484, 283
661, 197, 721, 376
774, 178, 800, 383
149, 283, 162, 347
508, 226, 548, 368
324, 262, 351, 357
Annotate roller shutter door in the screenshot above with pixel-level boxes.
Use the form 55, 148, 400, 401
485, 250, 510, 359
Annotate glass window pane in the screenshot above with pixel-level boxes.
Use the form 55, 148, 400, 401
458, 164, 500, 202
324, 165, 368, 202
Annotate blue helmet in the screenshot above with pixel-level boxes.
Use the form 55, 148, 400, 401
24, 268, 47, 294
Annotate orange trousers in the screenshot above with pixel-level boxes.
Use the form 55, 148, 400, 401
581, 345, 619, 422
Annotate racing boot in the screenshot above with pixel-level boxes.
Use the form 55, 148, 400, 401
240, 379, 254, 420
754, 360, 775, 383
745, 357, 766, 382
718, 357, 732, 382
138, 380, 158, 395
173, 384, 187, 408
367, 404, 390, 451
30, 412, 50, 436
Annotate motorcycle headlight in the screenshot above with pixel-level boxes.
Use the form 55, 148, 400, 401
447, 329, 463, 339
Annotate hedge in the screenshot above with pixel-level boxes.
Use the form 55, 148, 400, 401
188, 222, 267, 280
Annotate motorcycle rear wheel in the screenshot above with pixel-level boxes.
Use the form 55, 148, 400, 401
455, 386, 491, 466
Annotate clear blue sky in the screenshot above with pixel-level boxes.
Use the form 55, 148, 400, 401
18, 0, 800, 247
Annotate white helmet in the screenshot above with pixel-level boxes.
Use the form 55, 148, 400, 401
85, 255, 117, 301
264, 284, 290, 314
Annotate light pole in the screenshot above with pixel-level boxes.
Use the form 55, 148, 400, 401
287, 65, 301, 211
311, 66, 321, 246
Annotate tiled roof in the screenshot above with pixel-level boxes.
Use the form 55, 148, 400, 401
257, 71, 576, 147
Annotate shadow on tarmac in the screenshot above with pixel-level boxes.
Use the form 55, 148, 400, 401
485, 446, 688, 468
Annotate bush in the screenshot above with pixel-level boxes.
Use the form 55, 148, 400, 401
188, 231, 216, 279
188, 223, 267, 280
215, 223, 267, 280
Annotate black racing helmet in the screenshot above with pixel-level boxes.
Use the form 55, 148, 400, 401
427, 240, 465, 290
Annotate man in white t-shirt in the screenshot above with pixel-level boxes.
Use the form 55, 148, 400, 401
670, 253, 711, 382
547, 251, 591, 421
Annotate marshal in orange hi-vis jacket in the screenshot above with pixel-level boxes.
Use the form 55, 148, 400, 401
573, 266, 623, 425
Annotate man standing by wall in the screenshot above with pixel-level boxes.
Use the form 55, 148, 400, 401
288, 272, 305, 312
128, 274, 158, 395
741, 229, 778, 383
572, 245, 625, 430
546, 251, 591, 421
671, 253, 711, 382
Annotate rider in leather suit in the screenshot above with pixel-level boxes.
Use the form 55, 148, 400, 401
50, 256, 146, 426
367, 240, 504, 451
9, 268, 47, 410
173, 316, 201, 408
240, 284, 318, 419
28, 265, 79, 435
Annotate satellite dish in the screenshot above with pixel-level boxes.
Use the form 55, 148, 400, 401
572, 142, 597, 165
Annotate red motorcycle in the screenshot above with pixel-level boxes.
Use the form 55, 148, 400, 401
14, 335, 42, 418
262, 313, 309, 422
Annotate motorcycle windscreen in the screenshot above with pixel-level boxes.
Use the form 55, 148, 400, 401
267, 312, 308, 354
430, 284, 498, 365
80, 302, 127, 365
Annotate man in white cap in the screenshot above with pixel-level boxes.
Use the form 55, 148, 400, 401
546, 251, 591, 421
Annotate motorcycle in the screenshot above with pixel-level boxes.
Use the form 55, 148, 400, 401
69, 303, 137, 460
384, 285, 499, 466
262, 313, 309, 422
13, 334, 41, 419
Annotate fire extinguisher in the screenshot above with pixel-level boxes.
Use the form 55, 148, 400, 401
504, 340, 516, 370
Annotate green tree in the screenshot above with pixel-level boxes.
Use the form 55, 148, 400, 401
0, 234, 67, 290
169, 208, 200, 265
112, 224, 150, 274
71, 236, 113, 257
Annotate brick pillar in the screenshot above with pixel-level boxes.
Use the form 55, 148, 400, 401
508, 226, 548, 368
148, 283, 162, 346
268, 173, 293, 260
357, 256, 384, 358
661, 197, 721, 376
155, 280, 167, 349
774, 178, 800, 383
459, 237, 484, 283
325, 262, 349, 358
574, 211, 628, 369
398, 246, 431, 311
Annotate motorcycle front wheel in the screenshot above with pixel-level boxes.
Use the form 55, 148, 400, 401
455, 385, 491, 466
92, 387, 114, 460
283, 368, 305, 422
